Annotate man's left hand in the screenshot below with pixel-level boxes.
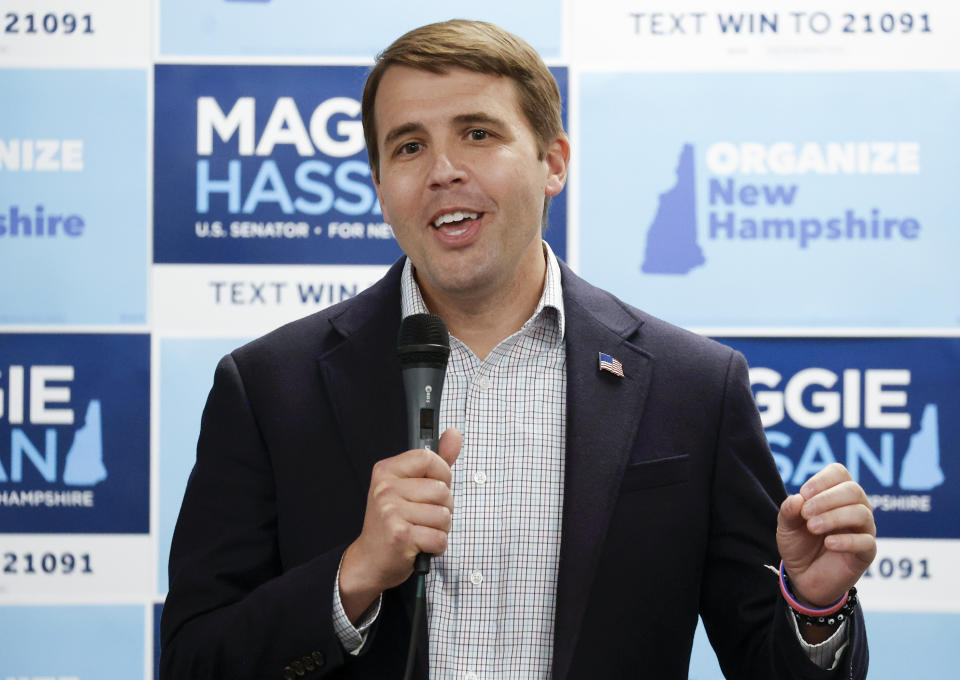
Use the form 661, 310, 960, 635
777, 462, 877, 607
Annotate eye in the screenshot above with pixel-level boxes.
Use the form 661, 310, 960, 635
468, 129, 490, 141
397, 141, 421, 156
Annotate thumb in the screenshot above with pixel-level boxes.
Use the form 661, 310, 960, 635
437, 427, 462, 468
777, 493, 806, 533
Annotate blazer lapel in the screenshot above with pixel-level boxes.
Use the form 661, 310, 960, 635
316, 260, 430, 676
318, 260, 407, 492
552, 265, 653, 680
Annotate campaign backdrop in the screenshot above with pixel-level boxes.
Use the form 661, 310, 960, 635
159, 0, 563, 59
0, 69, 148, 325
722, 338, 958, 539
579, 72, 960, 327
1, 1, 957, 677
0, 334, 150, 534
0, 605, 144, 679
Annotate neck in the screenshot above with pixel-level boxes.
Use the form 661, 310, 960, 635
417, 248, 547, 360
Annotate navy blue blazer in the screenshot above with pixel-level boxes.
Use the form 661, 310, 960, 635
161, 258, 867, 679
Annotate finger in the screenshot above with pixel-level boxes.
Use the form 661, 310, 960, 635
370, 469, 451, 513
798, 462, 852, 500
376, 448, 452, 484
438, 427, 462, 468
410, 525, 450, 556
392, 477, 454, 510
806, 504, 876, 536
777, 494, 806, 532
398, 499, 453, 533
823, 533, 878, 559
801, 481, 871, 519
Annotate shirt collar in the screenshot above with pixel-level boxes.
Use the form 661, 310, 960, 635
400, 241, 566, 341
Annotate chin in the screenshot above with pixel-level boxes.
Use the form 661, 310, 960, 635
431, 269, 493, 296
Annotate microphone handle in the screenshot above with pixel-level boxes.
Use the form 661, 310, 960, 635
402, 365, 446, 575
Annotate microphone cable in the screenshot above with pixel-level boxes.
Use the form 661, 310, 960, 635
402, 562, 429, 680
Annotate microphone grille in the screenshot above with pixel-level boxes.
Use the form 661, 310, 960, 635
397, 313, 450, 368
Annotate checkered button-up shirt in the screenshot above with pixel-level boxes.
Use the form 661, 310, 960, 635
404, 244, 566, 680
334, 242, 566, 679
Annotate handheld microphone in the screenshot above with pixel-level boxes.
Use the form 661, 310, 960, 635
397, 313, 450, 574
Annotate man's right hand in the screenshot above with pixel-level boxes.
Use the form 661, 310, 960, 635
339, 427, 462, 623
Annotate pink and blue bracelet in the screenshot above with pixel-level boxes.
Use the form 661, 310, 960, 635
779, 561, 858, 627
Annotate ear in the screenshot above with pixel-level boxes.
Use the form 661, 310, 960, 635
372, 170, 392, 225
543, 135, 570, 198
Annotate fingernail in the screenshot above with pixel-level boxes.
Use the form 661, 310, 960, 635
809, 517, 824, 532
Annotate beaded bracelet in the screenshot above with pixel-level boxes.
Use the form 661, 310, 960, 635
779, 561, 858, 627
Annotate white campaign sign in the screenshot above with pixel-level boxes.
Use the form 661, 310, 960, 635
855, 538, 960, 613
0, 534, 153, 603
153, 264, 391, 336
0, 0, 150, 68
570, 0, 960, 71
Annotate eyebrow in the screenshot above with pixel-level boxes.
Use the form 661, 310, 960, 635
382, 113, 509, 148
383, 122, 425, 148
452, 112, 507, 128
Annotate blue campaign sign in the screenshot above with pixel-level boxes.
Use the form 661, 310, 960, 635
0, 605, 144, 679
718, 337, 960, 539
154, 64, 567, 265
0, 69, 147, 325
579, 71, 960, 327
0, 334, 150, 533
159, 0, 562, 60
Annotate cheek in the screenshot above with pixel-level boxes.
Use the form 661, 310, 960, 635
388, 220, 417, 251
379, 187, 415, 227
505, 171, 548, 218
377, 197, 392, 226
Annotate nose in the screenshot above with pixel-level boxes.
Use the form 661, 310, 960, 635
427, 148, 467, 189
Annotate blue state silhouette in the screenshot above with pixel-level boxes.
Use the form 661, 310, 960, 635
899, 403, 944, 491
641, 143, 705, 274
63, 399, 108, 486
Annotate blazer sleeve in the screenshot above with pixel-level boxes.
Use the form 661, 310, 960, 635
159, 353, 360, 678
698, 350, 869, 680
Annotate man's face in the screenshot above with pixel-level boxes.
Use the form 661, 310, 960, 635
372, 66, 568, 304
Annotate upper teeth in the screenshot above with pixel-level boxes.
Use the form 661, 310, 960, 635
435, 211, 478, 227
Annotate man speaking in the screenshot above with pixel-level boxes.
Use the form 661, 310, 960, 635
160, 20, 875, 679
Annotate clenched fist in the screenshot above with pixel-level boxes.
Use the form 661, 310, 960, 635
777, 463, 877, 608
339, 428, 462, 622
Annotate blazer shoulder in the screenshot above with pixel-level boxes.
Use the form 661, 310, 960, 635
235, 307, 340, 364
560, 261, 737, 371
229, 258, 404, 374
635, 310, 738, 371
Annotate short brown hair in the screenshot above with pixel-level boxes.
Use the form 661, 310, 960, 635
361, 19, 564, 183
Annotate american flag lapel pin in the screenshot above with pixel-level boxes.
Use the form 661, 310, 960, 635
598, 352, 624, 378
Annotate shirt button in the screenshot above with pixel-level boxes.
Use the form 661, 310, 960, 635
469, 570, 483, 586
465, 672, 478, 680
476, 376, 492, 390
473, 470, 487, 485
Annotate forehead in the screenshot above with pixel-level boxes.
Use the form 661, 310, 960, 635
374, 66, 526, 139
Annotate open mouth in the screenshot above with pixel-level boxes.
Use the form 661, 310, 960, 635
431, 211, 483, 236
